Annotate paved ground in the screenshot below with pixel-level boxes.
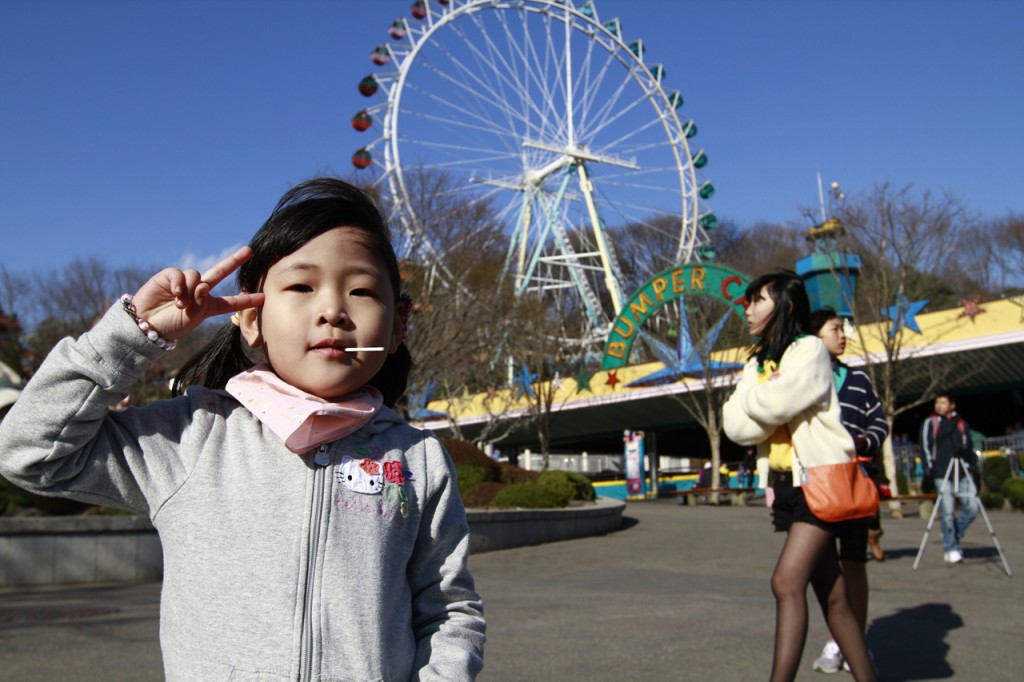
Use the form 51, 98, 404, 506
1, 498, 1022, 681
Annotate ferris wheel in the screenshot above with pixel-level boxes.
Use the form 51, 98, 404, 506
350, 0, 717, 349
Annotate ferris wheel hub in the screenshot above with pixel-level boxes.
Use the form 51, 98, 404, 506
522, 139, 639, 170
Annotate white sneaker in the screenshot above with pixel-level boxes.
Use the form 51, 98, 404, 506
944, 549, 963, 564
812, 640, 843, 674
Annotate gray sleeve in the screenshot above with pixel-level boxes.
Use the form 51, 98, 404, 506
409, 436, 486, 680
0, 304, 204, 516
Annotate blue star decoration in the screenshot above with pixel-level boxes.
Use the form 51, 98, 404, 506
627, 306, 744, 388
880, 295, 928, 337
512, 363, 537, 399
404, 380, 445, 421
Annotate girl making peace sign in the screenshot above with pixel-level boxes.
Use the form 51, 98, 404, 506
0, 178, 486, 681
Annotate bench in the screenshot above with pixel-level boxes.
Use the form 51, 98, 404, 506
888, 493, 937, 519
890, 493, 937, 502
672, 487, 758, 507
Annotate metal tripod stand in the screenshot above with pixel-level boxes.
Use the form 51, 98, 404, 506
913, 456, 1012, 576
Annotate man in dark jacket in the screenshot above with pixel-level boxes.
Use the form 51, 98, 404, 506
920, 392, 978, 564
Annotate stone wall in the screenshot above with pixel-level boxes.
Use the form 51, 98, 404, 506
465, 497, 626, 553
0, 498, 627, 586
0, 516, 162, 586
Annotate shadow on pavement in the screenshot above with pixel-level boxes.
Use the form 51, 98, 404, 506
615, 515, 641, 532
867, 602, 963, 681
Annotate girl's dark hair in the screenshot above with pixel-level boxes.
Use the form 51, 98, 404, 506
808, 307, 839, 335
172, 178, 412, 406
744, 270, 810, 364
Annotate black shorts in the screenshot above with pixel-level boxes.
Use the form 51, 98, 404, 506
771, 471, 868, 563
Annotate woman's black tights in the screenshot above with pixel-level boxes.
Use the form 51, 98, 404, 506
770, 521, 876, 682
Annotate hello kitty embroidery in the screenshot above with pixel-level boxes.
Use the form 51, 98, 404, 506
336, 454, 412, 519
338, 456, 384, 494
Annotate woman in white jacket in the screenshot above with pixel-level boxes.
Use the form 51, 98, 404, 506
724, 271, 875, 682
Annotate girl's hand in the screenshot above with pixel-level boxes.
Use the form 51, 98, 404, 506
129, 247, 265, 341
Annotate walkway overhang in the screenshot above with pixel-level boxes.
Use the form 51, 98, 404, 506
419, 299, 1024, 448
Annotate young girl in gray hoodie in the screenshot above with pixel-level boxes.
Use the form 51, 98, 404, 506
0, 178, 485, 681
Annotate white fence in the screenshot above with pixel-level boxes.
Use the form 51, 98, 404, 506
513, 451, 694, 475
510, 434, 1024, 480
983, 434, 1024, 477
894, 434, 1024, 485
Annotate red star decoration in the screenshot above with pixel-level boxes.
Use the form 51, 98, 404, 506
605, 370, 621, 390
959, 296, 985, 322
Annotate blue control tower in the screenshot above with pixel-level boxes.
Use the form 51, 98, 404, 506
795, 217, 861, 318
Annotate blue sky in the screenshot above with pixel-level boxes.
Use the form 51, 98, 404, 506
2, 0, 1022, 277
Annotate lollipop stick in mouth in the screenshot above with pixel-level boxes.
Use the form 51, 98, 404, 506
345, 347, 385, 352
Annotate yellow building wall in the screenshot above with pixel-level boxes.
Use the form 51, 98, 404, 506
427, 298, 1023, 422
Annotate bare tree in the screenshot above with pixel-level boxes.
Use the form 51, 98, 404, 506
829, 183, 987, 514
0, 266, 32, 328
651, 297, 749, 500
383, 167, 537, 447
500, 295, 583, 470
11, 259, 150, 369
961, 212, 1024, 294
714, 220, 808, 280
0, 304, 23, 374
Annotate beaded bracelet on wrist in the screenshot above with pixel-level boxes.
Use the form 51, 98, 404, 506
120, 294, 176, 351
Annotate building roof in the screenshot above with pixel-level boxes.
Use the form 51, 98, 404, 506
419, 298, 1024, 448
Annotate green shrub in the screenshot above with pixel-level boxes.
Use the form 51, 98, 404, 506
443, 438, 504, 495
442, 438, 500, 477
531, 470, 595, 502
1002, 478, 1024, 510
537, 470, 577, 502
0, 478, 33, 514
491, 482, 570, 509
567, 471, 596, 501
981, 491, 1005, 510
0, 478, 90, 516
982, 456, 1012, 493
455, 464, 491, 494
461, 481, 506, 508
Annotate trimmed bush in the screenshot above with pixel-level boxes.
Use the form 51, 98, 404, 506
455, 464, 492, 495
537, 470, 577, 502
443, 438, 504, 497
981, 491, 1005, 510
443, 438, 500, 479
1, 478, 90, 516
491, 482, 570, 509
567, 471, 596, 501
982, 456, 1012, 493
462, 481, 506, 508
1002, 478, 1024, 510
499, 461, 538, 485
536, 470, 596, 502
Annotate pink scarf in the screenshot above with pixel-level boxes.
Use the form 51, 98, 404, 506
226, 365, 382, 454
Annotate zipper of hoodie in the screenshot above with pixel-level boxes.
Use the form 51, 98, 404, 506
299, 444, 328, 680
